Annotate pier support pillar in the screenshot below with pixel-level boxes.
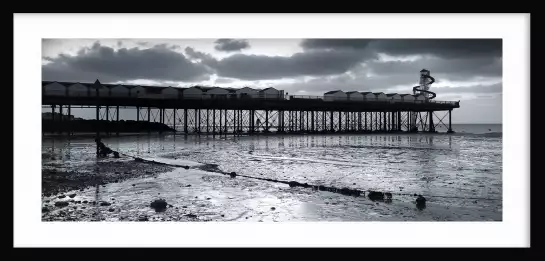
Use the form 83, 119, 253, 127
147, 107, 151, 134
398, 111, 401, 131
116, 106, 120, 136
184, 109, 188, 134
219, 109, 222, 134
173, 109, 176, 132
338, 111, 341, 132
447, 109, 454, 133
428, 111, 435, 132
96, 105, 100, 135
206, 109, 210, 134
265, 110, 269, 132
59, 105, 63, 134
213, 109, 216, 134
67, 105, 71, 136
311, 111, 314, 132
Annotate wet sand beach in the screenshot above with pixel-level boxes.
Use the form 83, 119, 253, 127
41, 133, 502, 221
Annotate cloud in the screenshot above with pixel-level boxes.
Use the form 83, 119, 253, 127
214, 39, 250, 52
370, 39, 502, 59
184, 47, 217, 66
211, 49, 376, 80
301, 39, 502, 59
366, 56, 502, 80
42, 42, 211, 83
300, 39, 374, 50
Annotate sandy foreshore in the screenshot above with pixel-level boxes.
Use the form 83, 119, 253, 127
41, 152, 501, 222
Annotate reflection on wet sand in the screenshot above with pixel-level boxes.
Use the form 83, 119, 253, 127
42, 133, 502, 221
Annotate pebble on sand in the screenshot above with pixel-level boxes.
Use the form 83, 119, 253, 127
100, 202, 112, 206
54, 201, 69, 207
150, 199, 168, 212
68, 194, 76, 198
270, 207, 276, 211
58, 195, 66, 199
108, 208, 115, 212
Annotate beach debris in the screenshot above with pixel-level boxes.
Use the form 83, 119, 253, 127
270, 207, 276, 211
58, 195, 66, 199
100, 202, 111, 206
288, 181, 299, 187
184, 213, 198, 218
68, 194, 76, 198
54, 201, 69, 208
150, 199, 168, 212
132, 184, 136, 187
385, 192, 392, 199
183, 166, 190, 169
368, 191, 385, 201
108, 208, 115, 212
83, 200, 88, 204
229, 172, 237, 178
416, 195, 426, 210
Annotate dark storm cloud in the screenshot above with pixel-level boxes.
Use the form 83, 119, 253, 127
212, 49, 375, 80
184, 47, 218, 66
370, 39, 502, 59
367, 56, 502, 78
300, 39, 374, 50
42, 42, 210, 83
214, 39, 250, 52
301, 39, 502, 59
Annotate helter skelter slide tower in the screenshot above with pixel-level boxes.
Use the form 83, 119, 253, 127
410, 69, 437, 132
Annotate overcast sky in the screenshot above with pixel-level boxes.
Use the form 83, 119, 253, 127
42, 38, 502, 124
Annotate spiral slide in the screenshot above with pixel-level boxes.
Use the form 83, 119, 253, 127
412, 75, 436, 100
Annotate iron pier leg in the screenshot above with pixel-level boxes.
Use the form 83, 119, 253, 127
206, 109, 210, 134
147, 107, 151, 134
67, 105, 71, 136
116, 106, 120, 136
265, 110, 269, 132
213, 109, 216, 134
448, 109, 454, 133
173, 109, 176, 133
429, 111, 435, 132
59, 105, 63, 135
184, 109, 188, 134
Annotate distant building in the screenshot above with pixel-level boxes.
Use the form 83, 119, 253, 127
324, 90, 347, 101
400, 94, 415, 102
386, 93, 402, 101
360, 92, 376, 101
346, 91, 364, 101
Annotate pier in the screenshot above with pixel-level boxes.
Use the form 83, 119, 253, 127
42, 80, 460, 136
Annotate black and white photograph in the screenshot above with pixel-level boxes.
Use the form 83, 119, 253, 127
14, 13, 530, 247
